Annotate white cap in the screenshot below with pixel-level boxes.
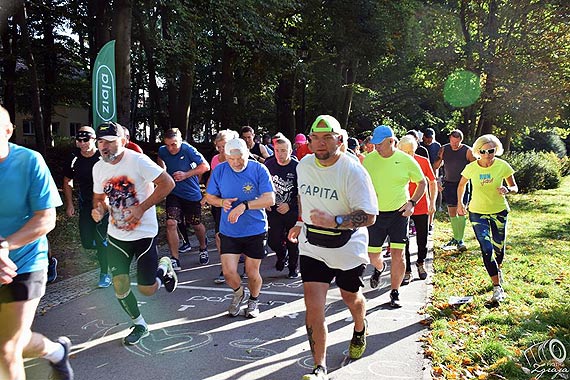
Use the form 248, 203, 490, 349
224, 138, 249, 157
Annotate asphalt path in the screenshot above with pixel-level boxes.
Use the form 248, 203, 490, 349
26, 232, 433, 380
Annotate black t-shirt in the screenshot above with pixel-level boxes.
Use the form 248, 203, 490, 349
264, 158, 299, 214
63, 149, 101, 208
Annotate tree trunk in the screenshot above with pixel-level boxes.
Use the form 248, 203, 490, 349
220, 44, 237, 131
16, 4, 46, 155
178, 68, 194, 141
477, 0, 499, 136
42, 0, 56, 147
133, 7, 165, 142
112, 0, 133, 127
1, 20, 17, 126
339, 59, 358, 129
504, 127, 514, 153
276, 71, 296, 141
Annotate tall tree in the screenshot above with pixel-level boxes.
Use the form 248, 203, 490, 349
15, 2, 45, 155
112, 0, 132, 127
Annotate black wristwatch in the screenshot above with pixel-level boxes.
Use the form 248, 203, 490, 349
409, 199, 416, 207
335, 215, 345, 228
241, 200, 249, 210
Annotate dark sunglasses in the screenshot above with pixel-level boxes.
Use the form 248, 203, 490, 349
479, 148, 496, 155
76, 137, 92, 143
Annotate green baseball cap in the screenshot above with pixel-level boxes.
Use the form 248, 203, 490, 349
310, 115, 342, 134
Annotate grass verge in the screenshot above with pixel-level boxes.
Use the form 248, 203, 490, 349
426, 176, 570, 379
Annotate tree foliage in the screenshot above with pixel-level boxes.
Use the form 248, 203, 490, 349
0, 0, 568, 151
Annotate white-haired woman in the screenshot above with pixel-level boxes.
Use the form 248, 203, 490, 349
457, 134, 518, 303
397, 135, 437, 284
204, 129, 239, 284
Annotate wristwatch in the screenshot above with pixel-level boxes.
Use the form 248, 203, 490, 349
335, 215, 345, 228
409, 199, 417, 207
241, 200, 249, 210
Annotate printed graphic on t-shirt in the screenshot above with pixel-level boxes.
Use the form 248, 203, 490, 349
272, 173, 296, 205
479, 173, 493, 186
104, 175, 140, 231
243, 182, 255, 194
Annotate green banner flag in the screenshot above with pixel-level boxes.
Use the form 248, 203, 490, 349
92, 40, 117, 130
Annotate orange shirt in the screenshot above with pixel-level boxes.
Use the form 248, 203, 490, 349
409, 154, 435, 215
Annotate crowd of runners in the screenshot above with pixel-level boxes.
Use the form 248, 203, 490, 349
0, 104, 518, 380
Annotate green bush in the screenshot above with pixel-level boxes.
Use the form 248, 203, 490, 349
503, 151, 561, 193
519, 130, 567, 158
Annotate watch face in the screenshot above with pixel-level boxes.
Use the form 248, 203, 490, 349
336, 216, 343, 226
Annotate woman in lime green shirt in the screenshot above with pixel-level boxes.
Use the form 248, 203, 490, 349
457, 134, 518, 304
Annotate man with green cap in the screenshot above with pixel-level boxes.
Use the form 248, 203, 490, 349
288, 115, 378, 380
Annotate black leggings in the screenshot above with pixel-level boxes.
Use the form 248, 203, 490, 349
405, 214, 429, 271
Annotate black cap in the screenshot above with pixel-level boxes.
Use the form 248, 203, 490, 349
96, 122, 124, 141
347, 137, 359, 150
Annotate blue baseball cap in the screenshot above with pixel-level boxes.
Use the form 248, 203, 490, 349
370, 125, 395, 144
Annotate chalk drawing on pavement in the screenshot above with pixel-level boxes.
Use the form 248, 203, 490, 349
125, 328, 212, 357
224, 338, 278, 362
368, 360, 415, 378
80, 319, 130, 344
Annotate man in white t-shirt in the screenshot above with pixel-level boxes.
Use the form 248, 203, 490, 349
288, 115, 378, 380
91, 122, 177, 346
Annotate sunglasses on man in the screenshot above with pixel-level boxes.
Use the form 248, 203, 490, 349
76, 137, 92, 143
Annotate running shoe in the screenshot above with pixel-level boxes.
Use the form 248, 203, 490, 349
288, 270, 299, 279
159, 256, 178, 293
275, 257, 287, 272
199, 249, 209, 265
47, 257, 58, 283
383, 246, 391, 258
348, 318, 368, 359
241, 270, 248, 280
170, 256, 182, 271
491, 285, 507, 302
369, 261, 387, 289
244, 298, 260, 318
214, 272, 225, 284
228, 286, 246, 317
416, 263, 428, 280
401, 271, 412, 286
97, 273, 112, 288
50, 336, 74, 380
123, 324, 149, 345
302, 365, 328, 380
179, 242, 192, 253
441, 238, 458, 251
457, 240, 467, 252
389, 289, 400, 308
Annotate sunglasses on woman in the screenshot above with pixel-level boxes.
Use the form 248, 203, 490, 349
479, 148, 496, 155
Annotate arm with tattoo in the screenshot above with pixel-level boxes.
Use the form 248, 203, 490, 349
338, 209, 376, 229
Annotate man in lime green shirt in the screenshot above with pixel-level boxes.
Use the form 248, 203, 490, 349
363, 125, 426, 307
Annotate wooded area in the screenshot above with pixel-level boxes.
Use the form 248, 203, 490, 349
1, 0, 569, 156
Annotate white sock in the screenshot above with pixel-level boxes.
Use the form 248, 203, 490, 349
133, 315, 147, 328
155, 277, 162, 288
158, 262, 168, 274
43, 340, 65, 363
